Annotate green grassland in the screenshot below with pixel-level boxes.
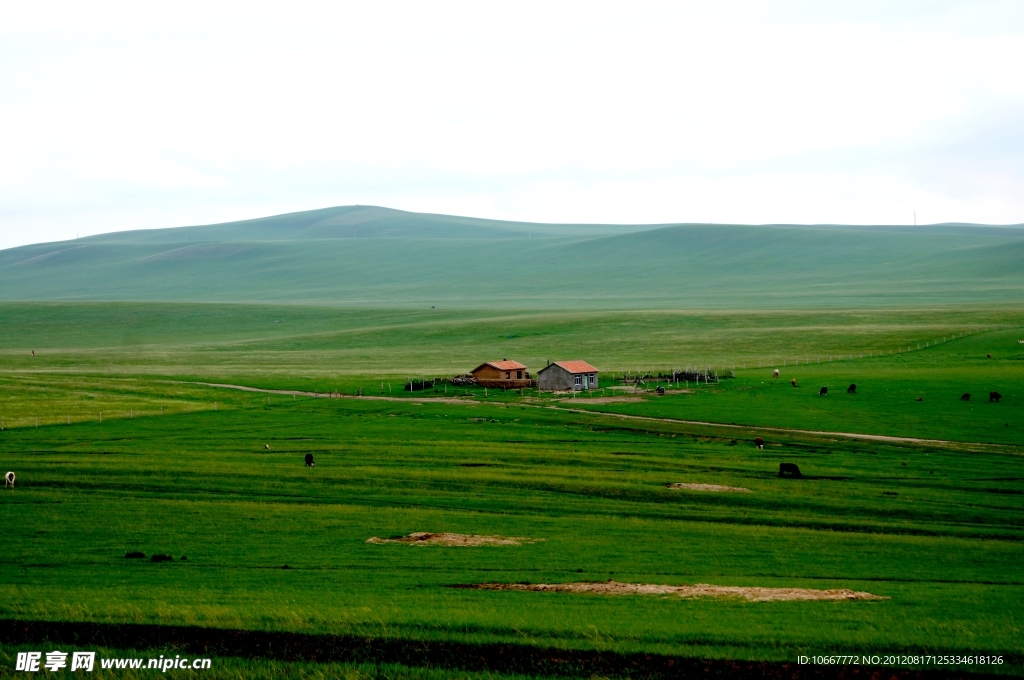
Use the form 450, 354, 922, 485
1, 302, 1023, 677
0, 387, 1021, 671
2, 206, 1023, 307
1, 302, 1021, 445
2, 205, 1024, 675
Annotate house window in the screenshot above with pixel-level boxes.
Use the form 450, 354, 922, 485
574, 375, 582, 386
590, 374, 597, 387
517, 370, 522, 379
506, 371, 511, 379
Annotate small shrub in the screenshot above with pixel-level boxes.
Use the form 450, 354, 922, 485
125, 551, 145, 559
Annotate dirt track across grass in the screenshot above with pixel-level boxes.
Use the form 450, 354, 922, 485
560, 396, 645, 404
192, 381, 1002, 449
551, 406, 982, 448
454, 580, 887, 602
667, 483, 752, 493
193, 382, 472, 405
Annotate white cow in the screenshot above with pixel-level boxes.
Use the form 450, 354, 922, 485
4, 471, 13, 488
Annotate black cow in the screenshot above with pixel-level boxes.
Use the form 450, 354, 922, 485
754, 437, 764, 449
656, 386, 665, 395
990, 392, 1002, 403
818, 386, 828, 397
847, 384, 856, 394
304, 453, 315, 468
961, 393, 971, 401
778, 463, 802, 478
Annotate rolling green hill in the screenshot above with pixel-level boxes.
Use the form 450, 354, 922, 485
1, 206, 1022, 307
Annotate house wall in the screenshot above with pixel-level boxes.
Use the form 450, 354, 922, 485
538, 364, 574, 391
472, 365, 531, 388
538, 365, 599, 391
472, 365, 504, 381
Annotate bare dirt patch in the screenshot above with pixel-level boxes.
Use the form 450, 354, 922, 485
366, 532, 539, 547
562, 397, 645, 404
456, 580, 886, 602
667, 482, 752, 493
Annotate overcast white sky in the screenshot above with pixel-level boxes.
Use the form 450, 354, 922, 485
1, 1, 1023, 249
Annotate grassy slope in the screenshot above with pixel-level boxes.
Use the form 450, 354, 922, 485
1, 207, 1022, 307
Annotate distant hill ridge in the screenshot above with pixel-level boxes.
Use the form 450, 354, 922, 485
83, 205, 660, 243
2, 205, 1023, 308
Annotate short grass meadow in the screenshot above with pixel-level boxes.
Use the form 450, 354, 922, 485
1, 302, 1022, 676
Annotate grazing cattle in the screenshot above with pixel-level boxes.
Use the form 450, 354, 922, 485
772, 369, 779, 378
4, 471, 14, 488
847, 384, 856, 394
264, 444, 270, 450
961, 393, 971, 401
656, 386, 665, 395
818, 386, 828, 397
754, 437, 764, 449
304, 453, 315, 468
916, 397, 923, 402
778, 463, 802, 478
990, 392, 1002, 403
791, 378, 798, 387
986, 354, 992, 359
30, 350, 35, 357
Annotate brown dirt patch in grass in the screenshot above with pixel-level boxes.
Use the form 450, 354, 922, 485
366, 532, 539, 547
667, 482, 752, 493
456, 580, 886, 602
562, 396, 645, 404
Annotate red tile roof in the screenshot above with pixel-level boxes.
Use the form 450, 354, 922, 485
553, 360, 598, 374
480, 360, 527, 371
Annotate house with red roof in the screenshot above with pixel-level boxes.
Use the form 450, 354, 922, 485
537, 360, 599, 391
470, 359, 532, 389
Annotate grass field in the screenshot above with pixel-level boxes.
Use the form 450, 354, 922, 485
1, 302, 1023, 677
1, 302, 1021, 443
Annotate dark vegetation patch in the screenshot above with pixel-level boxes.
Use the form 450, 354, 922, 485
0, 620, 1002, 680
150, 554, 174, 563
124, 551, 145, 559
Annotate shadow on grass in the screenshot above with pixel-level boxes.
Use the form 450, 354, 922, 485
0, 619, 1009, 679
